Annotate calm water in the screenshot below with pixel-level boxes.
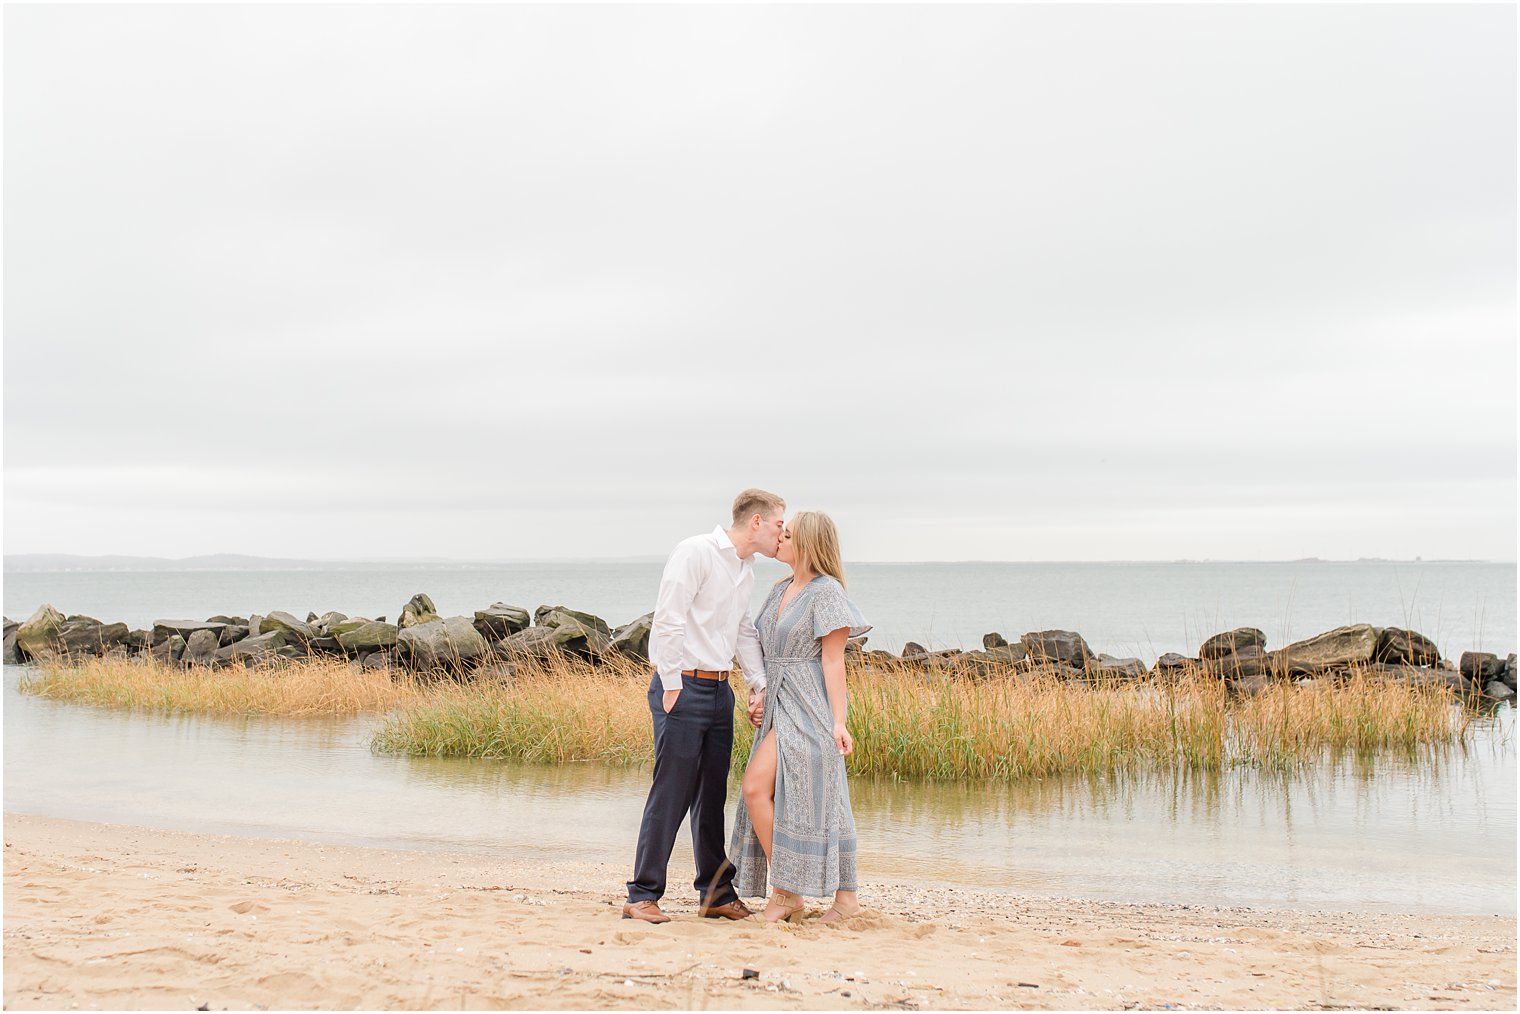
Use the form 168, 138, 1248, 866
4, 666, 1514, 916
4, 560, 1515, 660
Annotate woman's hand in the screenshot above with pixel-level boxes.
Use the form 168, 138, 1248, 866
833, 722, 853, 756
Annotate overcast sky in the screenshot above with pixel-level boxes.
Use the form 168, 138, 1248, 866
4, 4, 1515, 563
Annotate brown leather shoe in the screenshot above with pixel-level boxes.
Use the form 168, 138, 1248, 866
621, 900, 671, 924
697, 899, 754, 920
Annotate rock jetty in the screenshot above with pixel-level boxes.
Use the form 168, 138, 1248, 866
3, 599, 1515, 703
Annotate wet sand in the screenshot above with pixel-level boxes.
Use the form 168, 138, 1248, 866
4, 812, 1514, 1011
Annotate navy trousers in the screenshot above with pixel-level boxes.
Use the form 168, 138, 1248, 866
626, 672, 739, 907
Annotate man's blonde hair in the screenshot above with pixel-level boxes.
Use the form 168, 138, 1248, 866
789, 511, 847, 589
732, 488, 786, 527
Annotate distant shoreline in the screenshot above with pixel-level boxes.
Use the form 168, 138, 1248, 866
5, 553, 1510, 573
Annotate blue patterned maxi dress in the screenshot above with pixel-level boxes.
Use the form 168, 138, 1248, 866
729, 574, 870, 898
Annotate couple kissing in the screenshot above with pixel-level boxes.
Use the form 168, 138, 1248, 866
622, 488, 869, 925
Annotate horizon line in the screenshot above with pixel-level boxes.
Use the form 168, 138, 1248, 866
4, 552, 1513, 568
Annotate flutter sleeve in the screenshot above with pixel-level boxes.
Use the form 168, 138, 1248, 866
812, 579, 871, 640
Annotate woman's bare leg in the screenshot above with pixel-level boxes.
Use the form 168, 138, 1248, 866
741, 729, 778, 859
742, 730, 800, 920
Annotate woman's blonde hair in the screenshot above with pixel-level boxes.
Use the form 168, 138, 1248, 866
788, 511, 847, 589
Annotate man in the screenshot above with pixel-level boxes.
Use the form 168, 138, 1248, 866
622, 488, 785, 923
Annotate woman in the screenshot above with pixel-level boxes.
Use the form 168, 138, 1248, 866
729, 510, 869, 924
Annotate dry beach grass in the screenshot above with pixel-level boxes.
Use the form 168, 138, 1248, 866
20, 653, 1477, 779
18, 654, 430, 716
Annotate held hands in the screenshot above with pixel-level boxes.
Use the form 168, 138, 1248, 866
746, 689, 765, 728
833, 721, 853, 756
662, 689, 680, 714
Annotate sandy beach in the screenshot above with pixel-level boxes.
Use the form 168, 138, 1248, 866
4, 813, 1514, 1011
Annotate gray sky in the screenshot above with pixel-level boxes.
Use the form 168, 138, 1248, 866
4, 3, 1515, 562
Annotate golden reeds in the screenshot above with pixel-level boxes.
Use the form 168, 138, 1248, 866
18, 655, 429, 716
19, 654, 1478, 777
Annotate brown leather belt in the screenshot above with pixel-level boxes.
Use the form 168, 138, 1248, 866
681, 669, 730, 682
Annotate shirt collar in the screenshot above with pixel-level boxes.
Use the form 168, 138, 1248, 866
711, 525, 750, 566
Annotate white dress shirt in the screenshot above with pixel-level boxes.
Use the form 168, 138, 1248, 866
650, 525, 767, 694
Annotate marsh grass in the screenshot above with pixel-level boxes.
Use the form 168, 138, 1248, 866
370, 654, 660, 766
18, 655, 430, 716
374, 658, 1474, 777
21, 653, 1476, 778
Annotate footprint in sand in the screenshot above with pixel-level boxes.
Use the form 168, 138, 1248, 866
228, 901, 270, 915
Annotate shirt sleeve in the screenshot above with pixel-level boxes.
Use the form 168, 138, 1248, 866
652, 543, 703, 693
812, 580, 871, 640
736, 606, 766, 693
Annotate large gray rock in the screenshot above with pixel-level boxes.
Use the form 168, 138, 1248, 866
398, 593, 441, 630
1021, 630, 1096, 670
397, 616, 489, 672
901, 642, 928, 659
1268, 625, 1378, 674
1026, 660, 1085, 680
1231, 673, 1274, 697
1366, 662, 1465, 692
1460, 652, 1504, 683
950, 644, 1023, 676
982, 632, 1009, 649
982, 642, 1028, 667
497, 624, 604, 662
152, 633, 187, 665
183, 629, 220, 666
1153, 652, 1196, 674
15, 605, 66, 658
947, 649, 997, 676
541, 612, 614, 660
610, 612, 654, 662
3, 626, 18, 665
1373, 628, 1441, 667
1199, 628, 1266, 660
307, 636, 343, 656
335, 620, 399, 652
215, 629, 287, 664
1504, 654, 1518, 691
473, 603, 531, 639
151, 618, 229, 640
125, 629, 153, 652
312, 611, 349, 634
1482, 680, 1516, 702
361, 650, 395, 672
1091, 654, 1147, 679
1205, 645, 1271, 679
218, 624, 250, 647
497, 626, 560, 661
327, 617, 374, 639
535, 605, 612, 636
259, 611, 318, 645
57, 619, 130, 657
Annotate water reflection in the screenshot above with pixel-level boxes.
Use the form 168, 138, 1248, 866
4, 666, 1513, 914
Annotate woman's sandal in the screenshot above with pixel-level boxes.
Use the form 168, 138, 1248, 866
764, 892, 805, 924
818, 904, 861, 925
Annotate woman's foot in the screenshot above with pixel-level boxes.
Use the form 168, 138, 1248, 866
819, 898, 862, 924
763, 891, 805, 923
820, 906, 857, 930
